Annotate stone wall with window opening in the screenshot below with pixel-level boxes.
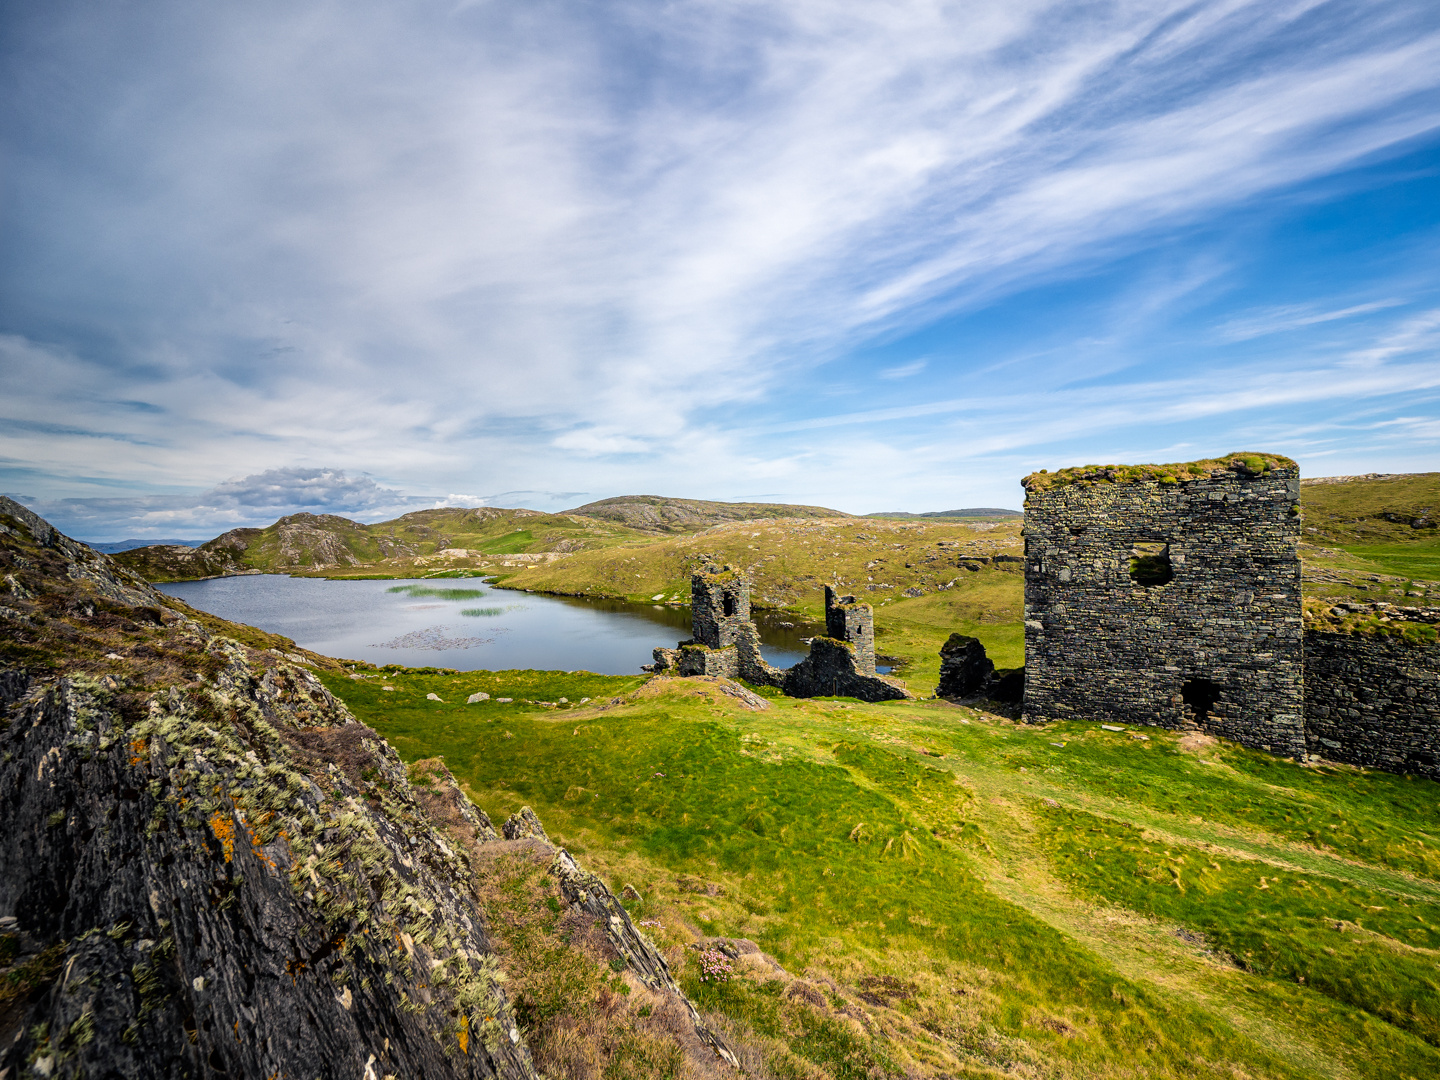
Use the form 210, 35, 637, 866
1020, 457, 1306, 757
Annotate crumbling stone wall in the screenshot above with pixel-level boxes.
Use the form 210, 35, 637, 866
1303, 629, 1440, 779
936, 634, 1023, 704
690, 569, 752, 649
825, 586, 876, 673
1022, 461, 1306, 757
653, 569, 908, 701
782, 638, 909, 701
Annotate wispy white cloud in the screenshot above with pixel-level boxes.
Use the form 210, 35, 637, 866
878, 359, 927, 380
1217, 298, 1409, 341
2, 1, 1439, 515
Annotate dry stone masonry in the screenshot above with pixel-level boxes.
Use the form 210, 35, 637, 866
1021, 455, 1307, 757
936, 634, 1024, 704
651, 569, 910, 702
1302, 603, 1440, 779
1018, 456, 1440, 778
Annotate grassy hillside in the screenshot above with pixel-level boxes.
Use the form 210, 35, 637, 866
566, 495, 852, 533
322, 667, 1440, 1080
116, 507, 654, 580
1299, 473, 1440, 603
507, 515, 1026, 685
1303, 473, 1439, 544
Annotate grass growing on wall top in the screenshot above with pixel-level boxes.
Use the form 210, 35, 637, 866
1022, 452, 1296, 490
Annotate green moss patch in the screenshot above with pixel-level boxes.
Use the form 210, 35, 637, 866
1023, 452, 1296, 491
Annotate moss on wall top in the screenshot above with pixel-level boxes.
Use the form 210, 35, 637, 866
1022, 452, 1297, 492
1302, 596, 1439, 643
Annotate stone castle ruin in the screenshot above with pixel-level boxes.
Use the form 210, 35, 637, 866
1020, 455, 1439, 778
651, 567, 911, 702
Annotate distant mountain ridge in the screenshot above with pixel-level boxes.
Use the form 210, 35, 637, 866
866, 508, 1022, 519
86, 537, 207, 553
563, 495, 850, 533
104, 475, 1436, 584
112, 506, 647, 581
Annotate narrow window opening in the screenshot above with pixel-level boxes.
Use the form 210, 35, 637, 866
722, 594, 737, 616
1181, 679, 1222, 723
1129, 541, 1173, 586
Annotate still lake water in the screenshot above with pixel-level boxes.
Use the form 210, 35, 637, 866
158, 576, 816, 675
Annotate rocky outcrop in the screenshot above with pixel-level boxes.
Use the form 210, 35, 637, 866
113, 541, 256, 582
501, 806, 548, 842
566, 496, 848, 534
0, 496, 538, 1079
936, 634, 1024, 704
547, 850, 739, 1069
276, 515, 366, 567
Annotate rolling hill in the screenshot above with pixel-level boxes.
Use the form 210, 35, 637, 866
865, 507, 1022, 519
564, 495, 852, 532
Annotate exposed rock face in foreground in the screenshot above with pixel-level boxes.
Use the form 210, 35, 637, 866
1, 495, 739, 1080
0, 497, 537, 1079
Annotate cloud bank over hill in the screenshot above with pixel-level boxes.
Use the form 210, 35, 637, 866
6, 469, 424, 539
5, 467, 596, 540
2, 1, 1438, 523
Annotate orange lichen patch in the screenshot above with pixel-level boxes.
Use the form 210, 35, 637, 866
231, 809, 288, 872
457, 1025, 469, 1055
128, 739, 148, 766
210, 812, 236, 862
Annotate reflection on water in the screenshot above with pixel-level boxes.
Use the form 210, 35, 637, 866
157, 576, 822, 675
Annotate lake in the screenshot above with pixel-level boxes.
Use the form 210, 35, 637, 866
157, 575, 819, 675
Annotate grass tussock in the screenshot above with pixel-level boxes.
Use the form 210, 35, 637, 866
474, 848, 727, 1080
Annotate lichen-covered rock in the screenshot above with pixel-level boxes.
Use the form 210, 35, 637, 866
548, 849, 739, 1070
410, 757, 499, 841
501, 807, 548, 842
0, 498, 537, 1080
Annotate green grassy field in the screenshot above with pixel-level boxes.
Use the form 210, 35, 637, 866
321, 668, 1440, 1079
1338, 540, 1440, 582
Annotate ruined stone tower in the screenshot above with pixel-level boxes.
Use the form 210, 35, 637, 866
650, 568, 910, 701
690, 567, 752, 649
652, 565, 786, 685
824, 586, 876, 674
1021, 455, 1305, 757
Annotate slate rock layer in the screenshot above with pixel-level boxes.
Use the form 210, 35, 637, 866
0, 495, 537, 1080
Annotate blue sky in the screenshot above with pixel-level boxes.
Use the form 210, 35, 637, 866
2, 0, 1438, 539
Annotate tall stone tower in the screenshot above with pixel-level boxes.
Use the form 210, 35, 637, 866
824, 586, 877, 675
1021, 454, 1305, 757
689, 567, 752, 649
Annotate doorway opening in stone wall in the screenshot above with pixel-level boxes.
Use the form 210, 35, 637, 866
1181, 678, 1222, 725
723, 594, 737, 616
1129, 542, 1174, 586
